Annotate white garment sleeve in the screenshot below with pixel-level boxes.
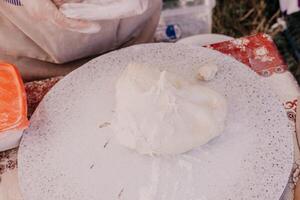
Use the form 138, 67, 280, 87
0, 0, 162, 64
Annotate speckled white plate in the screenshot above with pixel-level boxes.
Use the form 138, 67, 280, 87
18, 44, 294, 200
176, 34, 234, 46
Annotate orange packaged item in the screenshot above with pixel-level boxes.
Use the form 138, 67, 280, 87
0, 62, 29, 151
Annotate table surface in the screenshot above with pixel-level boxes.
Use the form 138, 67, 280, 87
0, 33, 300, 200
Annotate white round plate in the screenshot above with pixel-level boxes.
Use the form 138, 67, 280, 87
18, 44, 293, 200
177, 34, 234, 46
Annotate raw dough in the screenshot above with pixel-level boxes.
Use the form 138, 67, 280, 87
197, 62, 219, 81
113, 63, 227, 155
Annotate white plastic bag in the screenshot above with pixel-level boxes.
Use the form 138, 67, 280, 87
0, 0, 162, 80
60, 0, 149, 20
280, 0, 300, 15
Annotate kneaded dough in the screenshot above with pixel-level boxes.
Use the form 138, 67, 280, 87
113, 63, 227, 155
197, 62, 219, 81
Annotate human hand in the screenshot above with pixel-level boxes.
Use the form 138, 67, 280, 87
52, 0, 83, 7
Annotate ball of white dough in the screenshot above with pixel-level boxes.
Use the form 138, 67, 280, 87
113, 63, 227, 155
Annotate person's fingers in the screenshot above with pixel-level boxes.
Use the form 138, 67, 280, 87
24, 0, 100, 33
52, 0, 83, 7
52, 0, 65, 7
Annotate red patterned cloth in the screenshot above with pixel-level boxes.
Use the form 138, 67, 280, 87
25, 77, 62, 117
208, 33, 288, 77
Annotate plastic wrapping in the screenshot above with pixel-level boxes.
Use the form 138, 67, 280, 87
155, 0, 215, 42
